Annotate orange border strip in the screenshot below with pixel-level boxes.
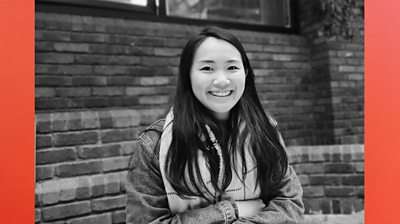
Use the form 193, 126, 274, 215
365, 0, 400, 223
0, 1, 35, 223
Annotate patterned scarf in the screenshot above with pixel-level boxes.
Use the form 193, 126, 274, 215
159, 109, 261, 214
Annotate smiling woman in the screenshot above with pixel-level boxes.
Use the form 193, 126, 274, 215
126, 27, 304, 224
190, 37, 246, 121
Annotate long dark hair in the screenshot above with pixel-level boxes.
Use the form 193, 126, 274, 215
166, 27, 288, 200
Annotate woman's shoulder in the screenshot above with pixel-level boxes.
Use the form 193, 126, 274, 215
138, 119, 165, 157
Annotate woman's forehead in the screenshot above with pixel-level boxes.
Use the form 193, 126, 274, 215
193, 37, 242, 62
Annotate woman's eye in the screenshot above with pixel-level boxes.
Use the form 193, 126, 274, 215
200, 66, 213, 71
227, 66, 239, 70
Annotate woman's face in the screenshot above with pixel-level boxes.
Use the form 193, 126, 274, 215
190, 37, 246, 121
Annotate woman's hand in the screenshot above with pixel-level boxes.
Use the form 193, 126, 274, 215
235, 199, 265, 217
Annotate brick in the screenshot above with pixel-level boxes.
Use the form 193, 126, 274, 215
90, 44, 131, 55
292, 163, 323, 174
35, 193, 40, 206
102, 156, 130, 172
36, 165, 55, 181
42, 201, 91, 221
71, 32, 109, 43
76, 177, 91, 199
92, 195, 126, 211
52, 112, 69, 131
139, 76, 170, 86
298, 175, 309, 186
36, 53, 75, 64
309, 174, 342, 185
52, 64, 93, 75
339, 65, 357, 72
130, 46, 155, 56
110, 109, 141, 128
65, 112, 83, 131
55, 87, 91, 97
92, 87, 124, 96
325, 186, 356, 197
35, 208, 41, 222
140, 56, 171, 66
107, 76, 138, 86
112, 210, 126, 224
72, 76, 107, 86
41, 190, 60, 205
78, 144, 121, 159
324, 163, 355, 173
36, 87, 56, 98
54, 43, 90, 53
108, 56, 141, 65
99, 111, 113, 128
303, 198, 328, 214
332, 199, 341, 214
36, 98, 70, 110
354, 162, 364, 173
93, 66, 129, 75
119, 171, 128, 192
126, 86, 174, 96
36, 76, 73, 86
71, 97, 109, 108
67, 213, 112, 224
101, 128, 139, 143
91, 175, 106, 197
303, 186, 324, 198
36, 30, 71, 41
53, 131, 98, 147
56, 161, 103, 177
36, 134, 52, 149
105, 173, 121, 194
108, 34, 135, 44
121, 141, 137, 155
59, 185, 76, 202
308, 151, 330, 162
352, 152, 364, 161
342, 174, 364, 186
154, 47, 181, 56
138, 95, 170, 105
36, 113, 51, 133
356, 186, 364, 198
36, 148, 77, 165
135, 37, 165, 46
342, 198, 364, 214
81, 111, 100, 129
320, 199, 331, 214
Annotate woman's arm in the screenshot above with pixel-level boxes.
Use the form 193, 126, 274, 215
126, 135, 239, 224
233, 128, 304, 224
233, 165, 304, 224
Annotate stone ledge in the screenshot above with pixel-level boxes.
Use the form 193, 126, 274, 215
300, 210, 364, 224
35, 171, 128, 206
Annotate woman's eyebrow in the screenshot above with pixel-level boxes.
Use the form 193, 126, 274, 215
226, 59, 241, 63
198, 59, 241, 63
198, 60, 216, 63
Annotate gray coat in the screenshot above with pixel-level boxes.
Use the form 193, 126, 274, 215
126, 119, 304, 224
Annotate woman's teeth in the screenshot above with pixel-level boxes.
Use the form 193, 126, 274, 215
209, 91, 231, 97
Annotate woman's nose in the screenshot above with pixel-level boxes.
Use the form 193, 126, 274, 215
212, 72, 230, 88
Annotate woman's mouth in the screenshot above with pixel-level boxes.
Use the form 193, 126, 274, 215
209, 90, 233, 97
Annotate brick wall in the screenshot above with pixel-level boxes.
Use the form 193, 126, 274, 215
35, 143, 364, 223
35, 1, 364, 222
290, 145, 364, 215
298, 0, 364, 144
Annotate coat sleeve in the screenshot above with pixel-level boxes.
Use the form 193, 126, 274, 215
233, 129, 304, 224
125, 135, 239, 224
233, 165, 304, 224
